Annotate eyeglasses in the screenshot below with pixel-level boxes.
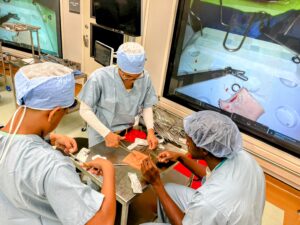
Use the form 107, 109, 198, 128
119, 69, 144, 81
65, 99, 78, 114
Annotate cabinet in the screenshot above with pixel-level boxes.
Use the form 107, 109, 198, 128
265, 174, 300, 225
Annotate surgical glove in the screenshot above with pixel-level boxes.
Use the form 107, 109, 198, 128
105, 132, 125, 148
50, 133, 78, 154
147, 129, 158, 150
81, 158, 114, 176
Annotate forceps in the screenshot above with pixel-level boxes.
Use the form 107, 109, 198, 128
177, 67, 248, 87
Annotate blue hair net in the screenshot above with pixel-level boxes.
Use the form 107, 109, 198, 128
15, 62, 75, 110
183, 111, 242, 158
117, 42, 146, 74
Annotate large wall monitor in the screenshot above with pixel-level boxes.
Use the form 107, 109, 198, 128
164, 0, 300, 156
93, 0, 141, 36
94, 40, 113, 67
0, 0, 62, 57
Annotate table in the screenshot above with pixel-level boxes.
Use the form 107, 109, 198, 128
71, 141, 187, 225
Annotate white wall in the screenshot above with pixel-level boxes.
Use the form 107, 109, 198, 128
60, 0, 83, 64
143, 0, 178, 97
142, 0, 194, 117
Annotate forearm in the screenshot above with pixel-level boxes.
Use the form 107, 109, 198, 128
79, 102, 111, 137
100, 168, 116, 222
153, 181, 184, 225
142, 107, 154, 130
86, 168, 116, 225
178, 155, 207, 178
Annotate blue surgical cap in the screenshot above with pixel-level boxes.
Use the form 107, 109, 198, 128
15, 62, 75, 110
117, 42, 146, 74
183, 111, 242, 158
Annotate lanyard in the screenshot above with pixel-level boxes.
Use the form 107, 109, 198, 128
214, 159, 227, 171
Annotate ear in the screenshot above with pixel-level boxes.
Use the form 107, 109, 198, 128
48, 107, 63, 123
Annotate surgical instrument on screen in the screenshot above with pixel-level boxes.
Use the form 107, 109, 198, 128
292, 55, 300, 64
219, 0, 229, 27
232, 83, 241, 92
176, 67, 248, 87
223, 13, 257, 52
189, 10, 203, 36
262, 12, 300, 55
219, 0, 271, 52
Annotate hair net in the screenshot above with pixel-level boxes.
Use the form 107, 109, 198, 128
183, 111, 242, 158
15, 62, 75, 110
117, 42, 146, 74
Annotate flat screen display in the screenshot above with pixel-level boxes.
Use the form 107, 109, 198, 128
94, 40, 113, 66
164, 0, 300, 156
0, 0, 62, 57
90, 23, 124, 59
93, 0, 141, 36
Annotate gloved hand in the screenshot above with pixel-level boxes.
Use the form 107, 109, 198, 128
147, 129, 158, 150
104, 132, 125, 148
49, 133, 78, 154
81, 158, 114, 176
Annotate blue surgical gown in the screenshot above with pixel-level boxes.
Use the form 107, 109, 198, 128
142, 151, 266, 225
78, 66, 158, 147
0, 131, 104, 225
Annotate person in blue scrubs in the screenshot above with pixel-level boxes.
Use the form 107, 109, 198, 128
141, 110, 265, 225
78, 42, 158, 149
0, 62, 116, 225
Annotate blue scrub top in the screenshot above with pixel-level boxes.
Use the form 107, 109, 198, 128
0, 131, 104, 225
182, 151, 265, 225
78, 66, 158, 147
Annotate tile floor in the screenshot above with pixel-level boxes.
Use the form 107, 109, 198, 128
0, 89, 283, 225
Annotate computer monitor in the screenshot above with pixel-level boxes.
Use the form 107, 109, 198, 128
93, 0, 141, 36
0, 0, 62, 57
94, 40, 114, 66
164, 0, 300, 156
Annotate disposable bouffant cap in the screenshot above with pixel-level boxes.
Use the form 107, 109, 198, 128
15, 62, 75, 110
183, 110, 243, 158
